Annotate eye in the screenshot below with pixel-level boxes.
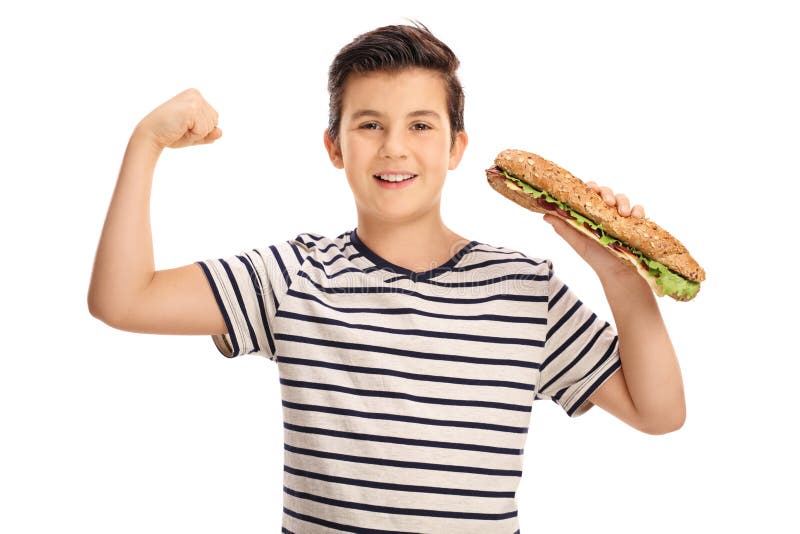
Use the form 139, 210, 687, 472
360, 122, 381, 130
411, 123, 432, 131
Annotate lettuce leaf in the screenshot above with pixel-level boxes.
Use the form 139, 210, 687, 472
501, 170, 700, 300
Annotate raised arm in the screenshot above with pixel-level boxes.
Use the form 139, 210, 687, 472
543, 186, 686, 435
87, 89, 226, 335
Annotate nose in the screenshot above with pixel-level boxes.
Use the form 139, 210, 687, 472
379, 125, 407, 159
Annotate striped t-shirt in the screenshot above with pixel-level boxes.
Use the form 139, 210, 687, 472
195, 227, 621, 534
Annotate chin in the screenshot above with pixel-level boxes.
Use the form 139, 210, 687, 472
362, 204, 424, 224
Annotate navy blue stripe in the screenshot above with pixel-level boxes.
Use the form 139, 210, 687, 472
322, 253, 345, 266
470, 246, 524, 256
349, 229, 477, 280
541, 323, 610, 393
546, 299, 581, 340
305, 255, 548, 287
288, 240, 304, 266
548, 282, 568, 310
310, 249, 547, 285
284, 486, 519, 521
319, 248, 365, 268
269, 243, 292, 303
341, 241, 367, 262
566, 343, 621, 417
297, 270, 547, 304
276, 309, 544, 347
279, 355, 535, 391
282, 400, 528, 434
284, 443, 523, 476
283, 507, 415, 534
284, 422, 523, 455
544, 313, 597, 364
252, 248, 279, 311
315, 242, 340, 255
219, 257, 261, 355
343, 240, 538, 269
283, 465, 516, 498
279, 378, 532, 412
280, 527, 294, 534
286, 288, 546, 324
457, 256, 549, 270
553, 334, 617, 404
293, 234, 316, 248
237, 252, 275, 356
322, 263, 371, 279
195, 261, 240, 357
275, 336, 541, 372
384, 258, 549, 283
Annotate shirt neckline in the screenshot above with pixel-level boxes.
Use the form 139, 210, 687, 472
349, 227, 478, 280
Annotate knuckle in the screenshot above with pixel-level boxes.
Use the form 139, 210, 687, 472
183, 88, 201, 101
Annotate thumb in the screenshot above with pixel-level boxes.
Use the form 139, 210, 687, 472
543, 214, 571, 234
202, 126, 223, 144
544, 214, 591, 251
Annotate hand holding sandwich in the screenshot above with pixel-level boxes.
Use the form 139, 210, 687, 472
486, 149, 694, 433
543, 182, 647, 282
486, 149, 705, 301
548, 183, 685, 434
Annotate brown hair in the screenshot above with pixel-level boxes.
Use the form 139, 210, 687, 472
326, 20, 465, 150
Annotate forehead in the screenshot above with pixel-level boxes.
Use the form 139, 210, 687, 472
341, 68, 447, 119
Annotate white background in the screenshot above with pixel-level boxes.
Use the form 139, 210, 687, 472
2, 1, 797, 532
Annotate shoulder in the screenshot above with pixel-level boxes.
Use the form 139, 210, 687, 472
250, 232, 332, 272
284, 230, 353, 265
288, 231, 351, 253
468, 240, 551, 275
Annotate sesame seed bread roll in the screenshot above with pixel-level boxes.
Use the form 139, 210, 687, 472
488, 149, 706, 284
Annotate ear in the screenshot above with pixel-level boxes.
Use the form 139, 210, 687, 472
448, 130, 468, 170
323, 128, 344, 169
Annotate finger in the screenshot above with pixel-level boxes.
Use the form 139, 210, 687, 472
194, 107, 215, 143
599, 186, 616, 205
615, 193, 631, 216
192, 100, 211, 132
585, 181, 600, 192
202, 106, 216, 136
631, 204, 645, 218
208, 105, 219, 130
202, 126, 223, 144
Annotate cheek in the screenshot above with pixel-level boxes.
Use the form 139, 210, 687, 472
424, 140, 451, 167
344, 133, 375, 157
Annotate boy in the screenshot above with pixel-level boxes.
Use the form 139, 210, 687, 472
88, 21, 685, 534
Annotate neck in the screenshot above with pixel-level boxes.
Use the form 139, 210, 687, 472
355, 211, 469, 273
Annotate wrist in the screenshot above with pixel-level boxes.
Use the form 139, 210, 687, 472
597, 263, 648, 291
131, 125, 164, 155
602, 277, 654, 312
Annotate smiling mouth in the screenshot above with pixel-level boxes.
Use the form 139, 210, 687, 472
373, 174, 418, 183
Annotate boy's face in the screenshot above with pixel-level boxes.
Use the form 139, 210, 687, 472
324, 67, 468, 226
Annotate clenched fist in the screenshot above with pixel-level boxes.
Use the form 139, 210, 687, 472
134, 88, 222, 150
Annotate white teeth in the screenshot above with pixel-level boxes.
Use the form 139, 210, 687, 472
376, 174, 415, 182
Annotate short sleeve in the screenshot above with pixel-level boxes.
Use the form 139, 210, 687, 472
195, 240, 301, 361
535, 260, 622, 418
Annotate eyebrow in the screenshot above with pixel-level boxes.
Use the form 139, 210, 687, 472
349, 109, 442, 121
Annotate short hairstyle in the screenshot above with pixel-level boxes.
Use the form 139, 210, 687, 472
326, 20, 465, 150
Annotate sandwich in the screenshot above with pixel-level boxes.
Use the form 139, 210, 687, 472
485, 149, 706, 301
